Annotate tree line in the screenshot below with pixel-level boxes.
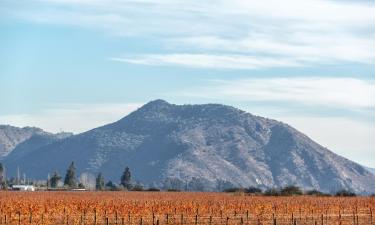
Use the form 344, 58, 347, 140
47, 162, 133, 191
0, 162, 133, 191
222, 185, 361, 197
0, 162, 372, 196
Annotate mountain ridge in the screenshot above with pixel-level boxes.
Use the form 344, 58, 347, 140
0, 125, 72, 160
365, 166, 375, 175
1, 100, 375, 193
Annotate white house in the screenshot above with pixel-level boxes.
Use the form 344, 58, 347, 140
12, 185, 35, 191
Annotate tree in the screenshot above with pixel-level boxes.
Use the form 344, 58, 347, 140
105, 181, 119, 191
131, 184, 144, 191
280, 185, 303, 196
50, 171, 62, 188
0, 163, 6, 190
64, 161, 77, 188
264, 188, 280, 196
246, 186, 263, 194
306, 189, 329, 196
79, 172, 96, 190
95, 173, 105, 191
0, 163, 4, 182
120, 167, 132, 190
335, 189, 356, 197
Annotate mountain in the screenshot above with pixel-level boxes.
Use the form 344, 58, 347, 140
365, 167, 375, 175
0, 125, 71, 161
2, 100, 375, 193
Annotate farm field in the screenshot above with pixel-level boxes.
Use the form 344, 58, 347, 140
0, 192, 374, 225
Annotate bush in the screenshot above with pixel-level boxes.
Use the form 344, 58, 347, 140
167, 189, 181, 192
305, 189, 330, 196
223, 187, 245, 193
146, 187, 160, 192
264, 188, 280, 196
131, 184, 144, 191
245, 186, 262, 194
335, 190, 356, 197
280, 185, 303, 196
105, 181, 117, 191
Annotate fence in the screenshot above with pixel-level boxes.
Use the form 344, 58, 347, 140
0, 211, 373, 225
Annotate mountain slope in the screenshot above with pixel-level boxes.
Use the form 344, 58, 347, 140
0, 125, 50, 159
3, 132, 71, 165
3, 100, 375, 193
0, 125, 72, 161
365, 167, 375, 175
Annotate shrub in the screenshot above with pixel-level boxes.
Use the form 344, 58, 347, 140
264, 188, 280, 196
146, 187, 160, 192
305, 189, 330, 196
131, 184, 144, 191
335, 190, 356, 197
223, 187, 245, 193
167, 189, 181, 192
280, 185, 303, 196
105, 181, 122, 191
245, 186, 262, 194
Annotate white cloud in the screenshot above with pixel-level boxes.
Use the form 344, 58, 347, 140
174, 34, 375, 65
2, 0, 375, 67
0, 103, 141, 133
110, 54, 302, 69
178, 77, 375, 109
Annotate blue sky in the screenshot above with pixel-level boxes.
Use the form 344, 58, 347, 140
1, 0, 375, 167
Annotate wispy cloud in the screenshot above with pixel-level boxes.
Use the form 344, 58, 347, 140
110, 54, 303, 69
3, 0, 375, 68
177, 77, 375, 109
172, 34, 375, 65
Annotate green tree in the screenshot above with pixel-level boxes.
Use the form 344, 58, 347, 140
280, 185, 303, 196
0, 163, 6, 189
335, 189, 356, 197
105, 181, 118, 191
64, 161, 77, 188
264, 188, 280, 196
50, 171, 62, 188
0, 163, 4, 181
120, 167, 132, 190
95, 173, 105, 191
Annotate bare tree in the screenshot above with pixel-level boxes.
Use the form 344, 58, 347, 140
79, 172, 96, 190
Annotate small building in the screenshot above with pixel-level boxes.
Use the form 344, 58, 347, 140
12, 185, 35, 191
71, 188, 86, 191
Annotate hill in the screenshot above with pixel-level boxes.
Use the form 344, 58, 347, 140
2, 100, 375, 193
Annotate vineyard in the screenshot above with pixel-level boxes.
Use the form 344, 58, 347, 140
0, 192, 374, 225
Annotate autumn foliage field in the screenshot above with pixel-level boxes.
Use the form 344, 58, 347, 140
0, 191, 374, 225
